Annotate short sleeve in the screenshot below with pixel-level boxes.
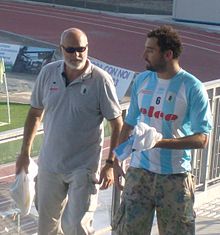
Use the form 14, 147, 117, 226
30, 68, 45, 109
99, 71, 122, 120
189, 82, 212, 134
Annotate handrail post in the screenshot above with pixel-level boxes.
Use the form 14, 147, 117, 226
110, 108, 127, 233
111, 160, 126, 234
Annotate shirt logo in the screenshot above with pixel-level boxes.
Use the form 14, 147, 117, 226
140, 106, 178, 121
49, 82, 59, 91
80, 84, 87, 95
166, 92, 176, 102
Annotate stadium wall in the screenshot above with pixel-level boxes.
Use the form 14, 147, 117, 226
173, 0, 220, 25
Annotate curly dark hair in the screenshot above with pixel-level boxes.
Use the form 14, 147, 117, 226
147, 25, 183, 58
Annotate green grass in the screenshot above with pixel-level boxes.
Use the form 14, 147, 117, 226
0, 102, 42, 164
0, 135, 43, 164
0, 102, 30, 132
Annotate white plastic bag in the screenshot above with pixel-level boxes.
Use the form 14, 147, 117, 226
132, 122, 163, 151
114, 122, 163, 161
10, 158, 38, 216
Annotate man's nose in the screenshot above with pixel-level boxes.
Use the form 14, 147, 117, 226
70, 51, 80, 58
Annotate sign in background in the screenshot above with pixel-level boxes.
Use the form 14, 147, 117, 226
0, 43, 55, 74
0, 43, 20, 71
91, 57, 136, 101
0, 43, 135, 101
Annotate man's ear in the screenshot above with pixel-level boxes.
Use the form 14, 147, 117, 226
164, 49, 173, 60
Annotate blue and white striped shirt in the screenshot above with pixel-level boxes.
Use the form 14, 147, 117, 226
125, 69, 212, 174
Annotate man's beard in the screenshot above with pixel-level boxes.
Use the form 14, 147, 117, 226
65, 59, 85, 70
146, 58, 166, 73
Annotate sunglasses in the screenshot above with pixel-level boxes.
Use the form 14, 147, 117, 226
61, 45, 87, 54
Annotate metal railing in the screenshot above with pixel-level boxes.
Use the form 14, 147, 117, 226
192, 79, 220, 190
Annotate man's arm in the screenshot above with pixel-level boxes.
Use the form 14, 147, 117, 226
154, 133, 209, 149
16, 107, 44, 174
106, 116, 124, 162
113, 122, 133, 190
99, 116, 123, 190
118, 122, 134, 144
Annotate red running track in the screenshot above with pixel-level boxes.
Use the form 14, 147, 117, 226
0, 1, 220, 82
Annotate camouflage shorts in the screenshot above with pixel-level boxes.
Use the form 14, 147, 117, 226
112, 167, 195, 235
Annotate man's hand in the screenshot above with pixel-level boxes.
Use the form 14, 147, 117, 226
16, 154, 30, 174
113, 159, 125, 191
98, 163, 114, 190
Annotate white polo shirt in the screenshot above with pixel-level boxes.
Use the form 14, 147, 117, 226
31, 60, 122, 173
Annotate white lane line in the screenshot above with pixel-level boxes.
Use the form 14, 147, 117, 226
2, 2, 220, 41
0, 200, 11, 206
0, 174, 15, 180
1, 8, 219, 55
181, 35, 220, 48
0, 5, 219, 47
0, 8, 146, 35
183, 42, 220, 54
